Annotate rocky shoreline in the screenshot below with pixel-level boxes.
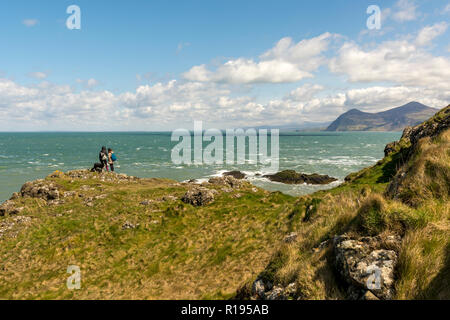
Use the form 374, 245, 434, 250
222, 170, 339, 185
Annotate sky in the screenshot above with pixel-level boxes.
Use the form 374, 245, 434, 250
0, 0, 449, 131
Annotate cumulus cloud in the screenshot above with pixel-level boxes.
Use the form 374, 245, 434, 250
1, 24, 449, 130
22, 19, 39, 27
329, 34, 450, 88
415, 22, 448, 46
183, 33, 335, 84
0, 76, 448, 131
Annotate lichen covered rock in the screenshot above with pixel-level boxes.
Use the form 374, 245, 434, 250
181, 187, 215, 206
333, 234, 399, 300
20, 180, 60, 201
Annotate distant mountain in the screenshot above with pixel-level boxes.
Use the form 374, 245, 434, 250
325, 102, 439, 132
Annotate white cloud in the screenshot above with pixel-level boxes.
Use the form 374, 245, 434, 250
0, 76, 448, 131
329, 37, 450, 89
183, 65, 212, 82
183, 33, 335, 84
415, 22, 448, 46
22, 19, 39, 27
27, 72, 48, 80
392, 0, 418, 22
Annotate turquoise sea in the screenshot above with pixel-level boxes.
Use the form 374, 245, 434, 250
0, 132, 401, 202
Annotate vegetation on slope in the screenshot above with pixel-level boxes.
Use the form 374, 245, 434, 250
239, 105, 449, 300
0, 174, 296, 299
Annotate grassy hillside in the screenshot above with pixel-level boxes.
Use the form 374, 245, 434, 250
0, 175, 297, 299
240, 105, 449, 300
0, 105, 448, 300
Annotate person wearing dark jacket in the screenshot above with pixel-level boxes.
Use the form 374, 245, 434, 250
99, 146, 108, 171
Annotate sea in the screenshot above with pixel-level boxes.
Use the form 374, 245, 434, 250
0, 131, 401, 202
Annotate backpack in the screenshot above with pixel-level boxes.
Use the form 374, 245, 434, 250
111, 153, 117, 162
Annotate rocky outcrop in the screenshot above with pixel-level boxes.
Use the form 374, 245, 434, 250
0, 215, 31, 238
384, 141, 399, 157
250, 278, 297, 300
401, 106, 449, 146
223, 171, 246, 179
263, 170, 337, 185
181, 187, 216, 206
385, 105, 450, 200
333, 234, 400, 300
20, 180, 60, 201
283, 232, 298, 243
208, 176, 244, 189
122, 221, 139, 230
0, 200, 24, 216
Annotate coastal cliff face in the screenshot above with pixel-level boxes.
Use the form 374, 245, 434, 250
0, 105, 449, 300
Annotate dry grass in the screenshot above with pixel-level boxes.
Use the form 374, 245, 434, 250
0, 176, 297, 300
244, 127, 449, 300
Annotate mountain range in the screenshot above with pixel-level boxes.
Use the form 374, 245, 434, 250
325, 102, 439, 132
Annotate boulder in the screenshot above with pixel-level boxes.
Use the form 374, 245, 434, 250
208, 176, 243, 189
63, 191, 77, 198
181, 187, 215, 206
283, 232, 298, 243
384, 141, 398, 157
263, 170, 337, 185
9, 192, 20, 200
333, 235, 398, 300
0, 201, 20, 216
265, 286, 286, 300
251, 279, 265, 299
122, 221, 139, 230
223, 171, 246, 179
20, 180, 60, 201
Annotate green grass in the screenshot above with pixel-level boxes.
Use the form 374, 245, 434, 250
0, 174, 297, 300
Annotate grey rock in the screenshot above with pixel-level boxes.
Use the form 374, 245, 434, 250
284, 232, 298, 243
265, 286, 286, 300
208, 176, 243, 189
181, 187, 215, 206
20, 181, 60, 200
223, 171, 246, 179
334, 235, 398, 300
0, 200, 16, 216
251, 279, 265, 298
9, 192, 20, 200
384, 141, 398, 157
63, 191, 77, 198
140, 200, 154, 206
122, 221, 139, 230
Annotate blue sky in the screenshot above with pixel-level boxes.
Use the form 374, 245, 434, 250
0, 0, 449, 131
